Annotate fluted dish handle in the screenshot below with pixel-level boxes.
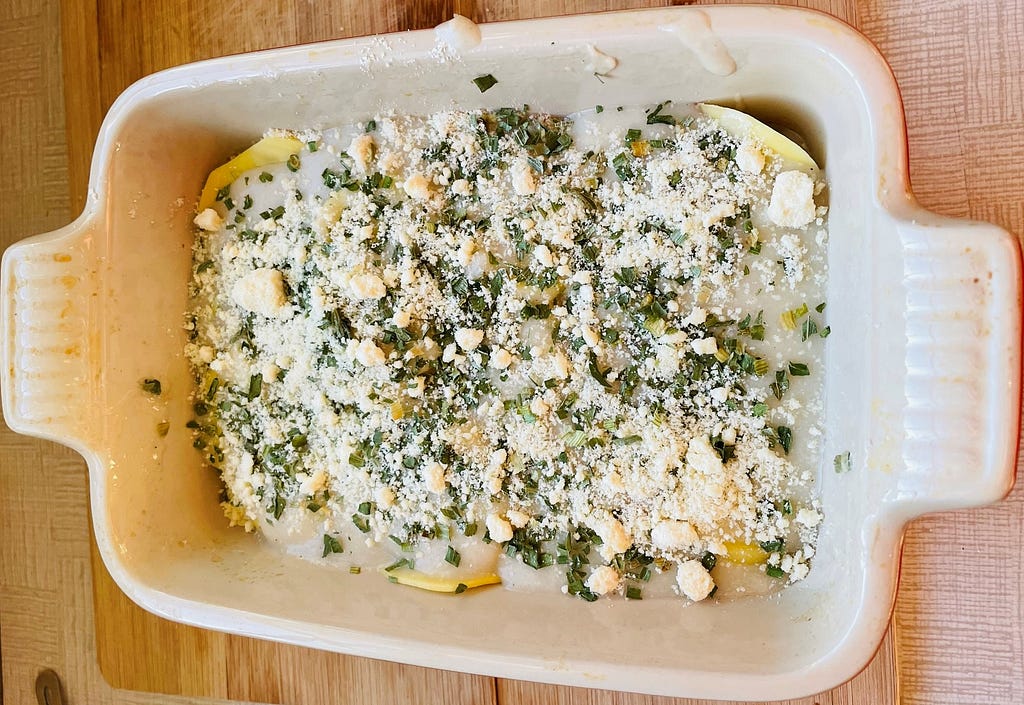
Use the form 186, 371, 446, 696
1, 212, 100, 448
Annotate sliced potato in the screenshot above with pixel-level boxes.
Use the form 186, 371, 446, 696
386, 567, 501, 593
722, 540, 767, 565
697, 104, 817, 171
198, 136, 304, 210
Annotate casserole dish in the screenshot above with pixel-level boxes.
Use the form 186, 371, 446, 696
2, 6, 1019, 700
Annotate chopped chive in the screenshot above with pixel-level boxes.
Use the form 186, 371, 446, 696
445, 545, 461, 567
700, 551, 717, 571
625, 586, 643, 600
472, 74, 498, 92
788, 362, 810, 376
595, 105, 604, 113
349, 566, 361, 574
562, 429, 587, 448
322, 534, 343, 557
801, 317, 818, 341
765, 565, 785, 579
140, 378, 162, 395
384, 557, 411, 572
286, 154, 300, 172
776, 426, 793, 454
258, 171, 273, 183
780, 303, 809, 331
646, 101, 676, 126
247, 374, 262, 400
306, 140, 319, 152
156, 421, 170, 437
454, 582, 468, 594
612, 434, 642, 445
352, 514, 370, 533
834, 451, 852, 474
365, 119, 377, 133
759, 538, 784, 553
815, 301, 827, 313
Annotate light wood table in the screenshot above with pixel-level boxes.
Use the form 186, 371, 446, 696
1, 1, 1021, 704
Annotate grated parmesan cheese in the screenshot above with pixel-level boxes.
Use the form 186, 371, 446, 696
186, 102, 828, 603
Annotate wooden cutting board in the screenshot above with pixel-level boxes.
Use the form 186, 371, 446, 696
51, 0, 1011, 702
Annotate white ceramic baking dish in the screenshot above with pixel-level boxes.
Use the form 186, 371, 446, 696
2, 6, 1020, 700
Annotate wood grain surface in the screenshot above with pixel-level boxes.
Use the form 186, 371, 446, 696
0, 1, 1020, 704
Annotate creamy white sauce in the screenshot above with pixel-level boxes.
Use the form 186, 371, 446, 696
659, 10, 737, 77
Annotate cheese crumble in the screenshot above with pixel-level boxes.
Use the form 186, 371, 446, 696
187, 103, 828, 603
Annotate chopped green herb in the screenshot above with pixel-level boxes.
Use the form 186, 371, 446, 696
445, 545, 461, 567
322, 534, 343, 557
700, 551, 717, 571
349, 566, 361, 574
780, 303, 809, 331
286, 154, 300, 172
352, 514, 370, 533
247, 374, 262, 400
766, 565, 786, 579
258, 171, 273, 183
834, 451, 852, 474
776, 426, 793, 454
625, 585, 643, 600
454, 582, 468, 594
646, 101, 676, 126
472, 74, 498, 92
788, 362, 810, 376
562, 429, 587, 448
140, 378, 162, 395
384, 557, 412, 572
801, 317, 818, 341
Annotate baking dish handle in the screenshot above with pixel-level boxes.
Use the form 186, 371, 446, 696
1, 212, 100, 448
889, 215, 1021, 516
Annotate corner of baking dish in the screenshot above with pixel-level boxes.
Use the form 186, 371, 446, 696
1, 5, 1020, 702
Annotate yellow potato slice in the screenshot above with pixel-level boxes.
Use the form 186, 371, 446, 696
386, 567, 501, 593
722, 541, 767, 565
697, 103, 818, 170
198, 136, 304, 210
